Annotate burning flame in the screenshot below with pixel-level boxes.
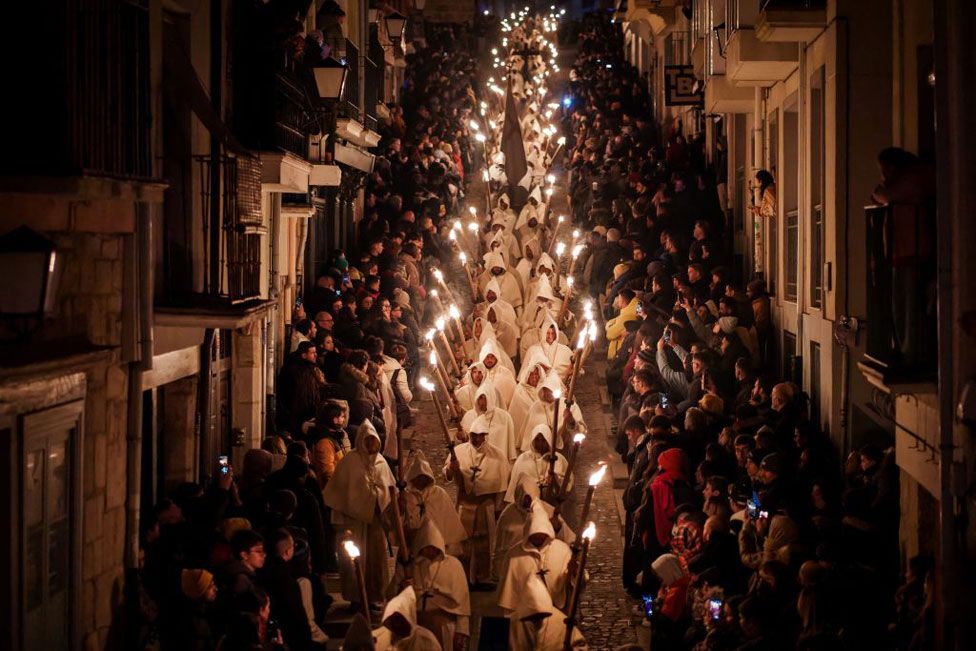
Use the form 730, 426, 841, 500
582, 522, 596, 540
343, 540, 361, 559
449, 304, 461, 319
589, 464, 607, 486
573, 433, 586, 444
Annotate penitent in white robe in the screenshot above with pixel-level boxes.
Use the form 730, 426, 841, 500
497, 502, 574, 613
402, 454, 466, 548
459, 386, 518, 461
506, 425, 573, 503
411, 521, 471, 651
508, 577, 588, 650
373, 586, 443, 651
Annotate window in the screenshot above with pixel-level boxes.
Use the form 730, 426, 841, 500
785, 209, 799, 302
767, 109, 779, 294
783, 331, 797, 381
810, 67, 826, 308
810, 341, 822, 430
18, 401, 84, 649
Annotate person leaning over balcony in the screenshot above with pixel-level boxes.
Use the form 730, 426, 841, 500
870, 147, 937, 367
748, 170, 776, 277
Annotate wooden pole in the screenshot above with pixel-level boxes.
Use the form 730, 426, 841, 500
563, 529, 593, 648
353, 557, 370, 623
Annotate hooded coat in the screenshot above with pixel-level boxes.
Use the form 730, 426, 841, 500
518, 372, 585, 452
410, 521, 471, 651
508, 575, 588, 650
372, 586, 443, 651
523, 315, 574, 379
452, 361, 489, 414
403, 454, 466, 547
506, 424, 572, 502
460, 387, 518, 460
477, 339, 517, 405
497, 501, 574, 613
509, 356, 550, 438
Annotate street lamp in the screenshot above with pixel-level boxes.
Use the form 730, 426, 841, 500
0, 225, 60, 336
311, 56, 349, 102
384, 11, 407, 40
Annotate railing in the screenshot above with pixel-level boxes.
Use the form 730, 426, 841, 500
864, 203, 937, 377
364, 56, 381, 124
760, 0, 826, 9
665, 30, 690, 67
5, 0, 152, 179
234, 63, 315, 159
196, 155, 264, 303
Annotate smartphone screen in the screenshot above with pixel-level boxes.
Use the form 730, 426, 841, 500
218, 455, 229, 475
642, 595, 654, 618
664, 330, 671, 345
660, 393, 669, 409
708, 598, 723, 621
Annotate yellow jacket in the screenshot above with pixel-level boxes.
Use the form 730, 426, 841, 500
605, 296, 640, 359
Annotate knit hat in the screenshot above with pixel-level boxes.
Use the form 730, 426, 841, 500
592, 225, 608, 236
760, 452, 784, 476
219, 517, 252, 541
698, 394, 725, 417
180, 568, 214, 601
637, 348, 656, 364
607, 228, 621, 243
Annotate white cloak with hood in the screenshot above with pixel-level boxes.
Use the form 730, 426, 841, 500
478, 252, 523, 310
494, 478, 576, 579
508, 576, 588, 650
523, 316, 574, 379
452, 361, 488, 414
373, 586, 443, 651
411, 521, 471, 651
460, 389, 518, 461
403, 454, 466, 547
497, 502, 574, 613
506, 424, 572, 502
517, 372, 585, 452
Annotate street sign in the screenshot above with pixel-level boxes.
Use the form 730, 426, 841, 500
664, 65, 703, 107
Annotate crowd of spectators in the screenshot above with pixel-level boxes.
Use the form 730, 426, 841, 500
137, 21, 486, 651
565, 13, 922, 651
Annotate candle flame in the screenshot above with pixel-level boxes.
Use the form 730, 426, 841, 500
555, 242, 566, 256
343, 540, 361, 559
435, 317, 446, 331
459, 252, 467, 264
433, 269, 444, 282
573, 432, 586, 444
431, 289, 439, 298
572, 229, 580, 240
582, 522, 596, 540
467, 222, 478, 232
475, 133, 487, 143
419, 376, 435, 392
428, 351, 437, 365
589, 464, 607, 486
425, 329, 435, 341
449, 304, 461, 319
558, 215, 565, 223
566, 276, 574, 288
553, 388, 562, 400
547, 174, 556, 184
576, 330, 587, 349
468, 206, 477, 216
572, 244, 584, 258
468, 120, 480, 131
557, 136, 566, 145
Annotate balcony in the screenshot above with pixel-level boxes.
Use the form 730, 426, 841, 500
756, 0, 828, 43
2, 0, 154, 186
704, 75, 754, 113
858, 204, 937, 392
234, 65, 317, 161
726, 26, 798, 85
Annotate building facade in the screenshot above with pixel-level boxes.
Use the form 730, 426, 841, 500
620, 0, 976, 646
0, 1, 411, 648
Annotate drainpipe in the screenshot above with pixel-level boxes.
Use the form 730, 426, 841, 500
932, 0, 959, 646
125, 203, 154, 570
208, 0, 223, 295
794, 42, 807, 384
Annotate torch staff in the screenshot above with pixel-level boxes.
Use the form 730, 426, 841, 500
546, 389, 562, 492
557, 276, 574, 324
388, 485, 410, 567
343, 540, 371, 624
427, 347, 458, 419
575, 465, 606, 550
564, 523, 596, 648
420, 377, 466, 506
435, 318, 462, 376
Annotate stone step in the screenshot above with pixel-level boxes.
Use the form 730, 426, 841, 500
612, 488, 627, 536
599, 386, 610, 406
610, 460, 629, 488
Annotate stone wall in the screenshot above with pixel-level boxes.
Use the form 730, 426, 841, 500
0, 192, 135, 650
